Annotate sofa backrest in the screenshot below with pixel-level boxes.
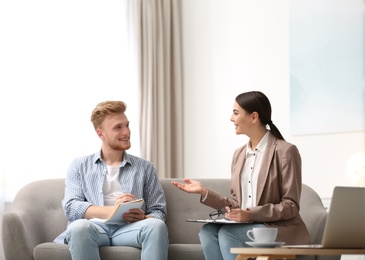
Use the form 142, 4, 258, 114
10, 178, 231, 245
10, 178, 326, 246
161, 180, 328, 245
299, 184, 328, 244
160, 178, 231, 244
11, 179, 67, 245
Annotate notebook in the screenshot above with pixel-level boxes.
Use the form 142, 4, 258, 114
284, 186, 365, 249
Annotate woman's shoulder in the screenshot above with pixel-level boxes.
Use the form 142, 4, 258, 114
268, 132, 297, 148
273, 140, 301, 160
267, 134, 300, 157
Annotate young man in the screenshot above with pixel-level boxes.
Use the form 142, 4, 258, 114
54, 101, 168, 260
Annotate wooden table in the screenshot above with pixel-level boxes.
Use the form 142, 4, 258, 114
231, 247, 365, 260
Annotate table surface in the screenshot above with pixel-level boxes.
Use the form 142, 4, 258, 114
231, 247, 365, 256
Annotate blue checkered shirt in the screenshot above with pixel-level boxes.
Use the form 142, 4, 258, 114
54, 151, 166, 243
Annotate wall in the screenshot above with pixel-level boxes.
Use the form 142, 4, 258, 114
0, 0, 140, 201
180, 0, 365, 199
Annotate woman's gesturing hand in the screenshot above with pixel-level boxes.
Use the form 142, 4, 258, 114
171, 178, 207, 196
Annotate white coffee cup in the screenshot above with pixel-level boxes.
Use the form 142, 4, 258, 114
246, 227, 277, 243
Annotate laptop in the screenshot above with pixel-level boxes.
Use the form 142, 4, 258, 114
285, 186, 365, 249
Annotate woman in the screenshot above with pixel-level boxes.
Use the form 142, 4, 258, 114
172, 91, 310, 260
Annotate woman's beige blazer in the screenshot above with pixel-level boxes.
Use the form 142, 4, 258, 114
201, 132, 311, 245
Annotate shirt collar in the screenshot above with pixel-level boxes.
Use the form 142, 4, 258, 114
121, 152, 132, 167
246, 131, 270, 156
93, 150, 131, 167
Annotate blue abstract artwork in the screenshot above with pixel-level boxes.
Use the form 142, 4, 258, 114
289, 0, 365, 135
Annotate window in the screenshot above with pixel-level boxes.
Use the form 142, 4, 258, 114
0, 0, 140, 203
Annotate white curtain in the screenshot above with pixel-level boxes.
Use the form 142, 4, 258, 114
129, 0, 184, 178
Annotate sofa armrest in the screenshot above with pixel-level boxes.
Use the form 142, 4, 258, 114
2, 211, 38, 260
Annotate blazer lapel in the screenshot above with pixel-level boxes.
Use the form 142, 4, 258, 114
256, 133, 276, 204
232, 146, 246, 207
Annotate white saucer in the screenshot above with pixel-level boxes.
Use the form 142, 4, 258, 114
246, 241, 285, 248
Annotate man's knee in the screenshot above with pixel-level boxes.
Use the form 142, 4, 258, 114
144, 218, 168, 235
66, 219, 97, 241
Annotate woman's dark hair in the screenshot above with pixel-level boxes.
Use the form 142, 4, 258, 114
235, 91, 285, 140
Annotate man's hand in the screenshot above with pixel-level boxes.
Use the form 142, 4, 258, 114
123, 208, 146, 223
84, 193, 144, 221
115, 193, 136, 205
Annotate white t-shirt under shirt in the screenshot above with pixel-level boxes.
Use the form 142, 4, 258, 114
103, 165, 123, 206
240, 131, 269, 210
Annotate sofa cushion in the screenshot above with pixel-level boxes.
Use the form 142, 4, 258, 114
34, 243, 205, 260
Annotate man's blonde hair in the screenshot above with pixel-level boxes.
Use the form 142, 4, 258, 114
90, 101, 127, 130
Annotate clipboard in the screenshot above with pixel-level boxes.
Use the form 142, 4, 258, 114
186, 219, 238, 224
186, 219, 257, 224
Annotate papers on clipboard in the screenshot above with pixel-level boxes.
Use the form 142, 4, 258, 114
91, 199, 144, 224
186, 219, 238, 224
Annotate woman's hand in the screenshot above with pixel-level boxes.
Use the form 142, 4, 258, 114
171, 178, 207, 196
225, 207, 252, 222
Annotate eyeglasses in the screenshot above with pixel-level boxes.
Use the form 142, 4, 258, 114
209, 206, 232, 220
209, 209, 224, 220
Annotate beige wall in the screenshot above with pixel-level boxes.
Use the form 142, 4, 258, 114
181, 0, 365, 198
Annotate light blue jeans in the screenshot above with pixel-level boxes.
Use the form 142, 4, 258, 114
65, 218, 168, 260
199, 222, 266, 260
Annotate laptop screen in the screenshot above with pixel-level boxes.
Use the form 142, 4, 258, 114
321, 186, 365, 249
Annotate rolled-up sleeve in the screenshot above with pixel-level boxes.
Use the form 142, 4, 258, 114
62, 158, 93, 222
142, 163, 167, 221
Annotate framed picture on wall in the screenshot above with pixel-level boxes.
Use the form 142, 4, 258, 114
289, 0, 365, 135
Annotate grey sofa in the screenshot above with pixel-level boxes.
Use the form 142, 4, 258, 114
2, 178, 336, 260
